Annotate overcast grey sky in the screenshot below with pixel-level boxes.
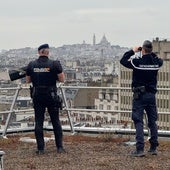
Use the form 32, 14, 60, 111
0, 0, 170, 50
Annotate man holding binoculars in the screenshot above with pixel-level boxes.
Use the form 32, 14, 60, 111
120, 40, 163, 157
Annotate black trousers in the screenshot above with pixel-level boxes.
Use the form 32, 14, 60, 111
33, 91, 63, 151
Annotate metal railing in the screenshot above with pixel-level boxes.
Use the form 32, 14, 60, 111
0, 84, 170, 138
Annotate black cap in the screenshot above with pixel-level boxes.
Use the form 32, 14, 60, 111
142, 40, 152, 49
38, 44, 49, 51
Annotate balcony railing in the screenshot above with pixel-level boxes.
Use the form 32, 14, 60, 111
0, 83, 170, 138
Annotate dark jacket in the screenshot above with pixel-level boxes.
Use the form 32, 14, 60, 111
26, 56, 63, 87
120, 50, 163, 93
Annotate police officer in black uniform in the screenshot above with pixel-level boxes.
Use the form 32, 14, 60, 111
26, 44, 66, 154
120, 40, 163, 157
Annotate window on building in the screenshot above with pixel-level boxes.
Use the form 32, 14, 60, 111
165, 52, 170, 59
114, 106, 118, 110
111, 118, 116, 123
107, 105, 111, 110
99, 104, 103, 110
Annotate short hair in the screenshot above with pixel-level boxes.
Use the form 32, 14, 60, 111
142, 40, 152, 53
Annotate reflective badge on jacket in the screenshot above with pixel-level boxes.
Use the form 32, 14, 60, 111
33, 67, 50, 72
131, 59, 160, 70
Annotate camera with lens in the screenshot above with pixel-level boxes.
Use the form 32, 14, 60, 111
8, 66, 27, 81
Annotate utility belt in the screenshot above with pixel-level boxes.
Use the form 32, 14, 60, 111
30, 85, 63, 110
34, 86, 57, 90
30, 86, 57, 98
132, 86, 146, 99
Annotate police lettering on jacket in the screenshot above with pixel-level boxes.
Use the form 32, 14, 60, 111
33, 67, 50, 72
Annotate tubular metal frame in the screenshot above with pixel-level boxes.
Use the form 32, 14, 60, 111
0, 84, 170, 137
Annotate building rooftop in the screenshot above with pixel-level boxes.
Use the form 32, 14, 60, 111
1, 132, 170, 170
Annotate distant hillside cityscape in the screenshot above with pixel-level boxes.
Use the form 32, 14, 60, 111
0, 34, 129, 83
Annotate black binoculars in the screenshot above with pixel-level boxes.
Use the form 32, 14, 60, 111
138, 47, 142, 51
